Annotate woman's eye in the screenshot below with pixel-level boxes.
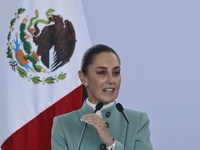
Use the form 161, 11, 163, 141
113, 71, 120, 76
97, 71, 106, 75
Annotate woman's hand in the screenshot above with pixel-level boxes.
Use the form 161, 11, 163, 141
80, 113, 114, 147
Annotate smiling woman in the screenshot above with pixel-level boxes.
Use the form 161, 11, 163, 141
51, 44, 153, 150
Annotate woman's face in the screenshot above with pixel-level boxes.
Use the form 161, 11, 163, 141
80, 52, 121, 105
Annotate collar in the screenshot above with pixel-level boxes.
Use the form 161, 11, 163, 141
86, 99, 115, 118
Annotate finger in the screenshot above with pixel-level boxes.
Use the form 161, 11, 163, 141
82, 113, 99, 118
80, 116, 102, 127
83, 119, 99, 127
81, 117, 99, 124
81, 114, 100, 122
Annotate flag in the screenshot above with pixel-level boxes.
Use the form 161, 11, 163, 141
0, 0, 91, 149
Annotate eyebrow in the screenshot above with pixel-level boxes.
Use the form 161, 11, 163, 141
96, 66, 120, 70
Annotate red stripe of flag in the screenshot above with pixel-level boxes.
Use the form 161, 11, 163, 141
1, 85, 83, 150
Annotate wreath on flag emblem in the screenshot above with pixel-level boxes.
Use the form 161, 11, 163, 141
6, 8, 76, 84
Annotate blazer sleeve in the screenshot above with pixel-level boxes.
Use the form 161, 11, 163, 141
134, 113, 153, 150
113, 140, 125, 150
51, 117, 69, 150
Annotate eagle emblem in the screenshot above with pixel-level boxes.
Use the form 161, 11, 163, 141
6, 8, 76, 84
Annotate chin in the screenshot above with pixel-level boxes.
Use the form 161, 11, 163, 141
101, 98, 115, 104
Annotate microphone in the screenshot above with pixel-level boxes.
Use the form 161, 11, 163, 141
116, 103, 129, 150
93, 102, 104, 113
77, 102, 103, 150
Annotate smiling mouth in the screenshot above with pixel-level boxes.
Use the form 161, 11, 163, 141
103, 88, 115, 93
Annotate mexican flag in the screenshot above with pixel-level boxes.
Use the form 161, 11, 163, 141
0, 0, 90, 149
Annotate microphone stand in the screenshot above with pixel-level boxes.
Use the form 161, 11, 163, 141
124, 121, 129, 150
116, 103, 129, 150
77, 102, 103, 150
76, 123, 87, 150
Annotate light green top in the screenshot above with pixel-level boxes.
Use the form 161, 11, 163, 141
51, 101, 153, 150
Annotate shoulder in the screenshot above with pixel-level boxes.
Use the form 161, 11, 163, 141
124, 108, 147, 116
53, 109, 82, 124
124, 108, 150, 124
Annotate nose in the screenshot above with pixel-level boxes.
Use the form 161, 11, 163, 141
106, 73, 114, 84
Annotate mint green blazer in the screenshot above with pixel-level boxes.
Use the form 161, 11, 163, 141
51, 102, 153, 150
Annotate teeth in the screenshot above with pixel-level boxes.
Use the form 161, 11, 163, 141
104, 88, 114, 92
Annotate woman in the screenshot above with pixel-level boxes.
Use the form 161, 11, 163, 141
51, 44, 153, 150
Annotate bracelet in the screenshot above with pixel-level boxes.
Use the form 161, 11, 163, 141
106, 138, 115, 149
111, 138, 115, 145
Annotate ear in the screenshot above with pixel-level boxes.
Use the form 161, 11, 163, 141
78, 70, 88, 87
